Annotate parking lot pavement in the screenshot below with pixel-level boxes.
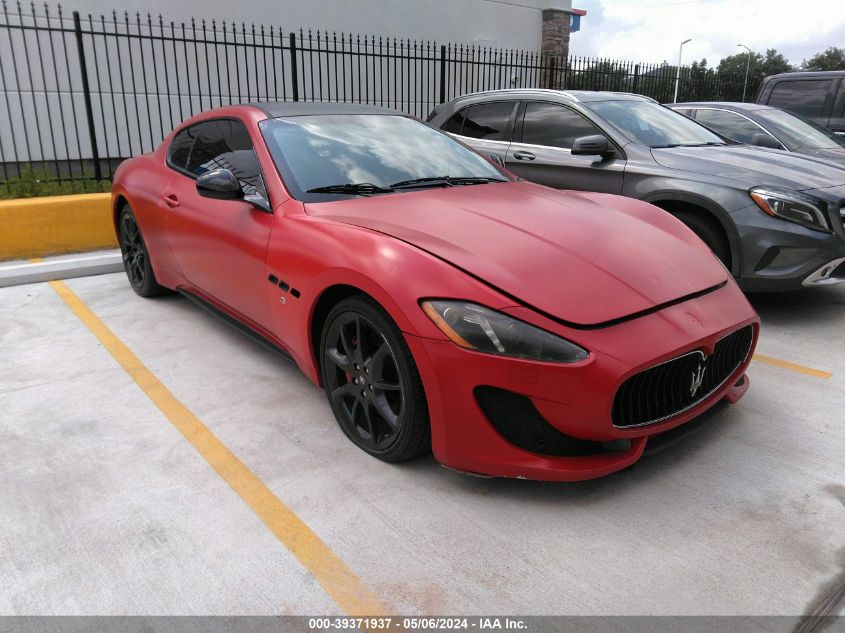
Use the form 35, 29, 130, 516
1, 273, 843, 617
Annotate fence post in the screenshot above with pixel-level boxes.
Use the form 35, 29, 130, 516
547, 56, 556, 89
288, 32, 299, 102
632, 64, 640, 94
439, 44, 446, 104
72, 11, 101, 181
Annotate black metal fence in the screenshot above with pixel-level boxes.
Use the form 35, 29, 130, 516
0, 1, 760, 191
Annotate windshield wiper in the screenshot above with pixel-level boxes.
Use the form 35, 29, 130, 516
390, 176, 506, 189
306, 183, 394, 195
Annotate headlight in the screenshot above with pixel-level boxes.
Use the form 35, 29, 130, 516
749, 187, 831, 233
421, 300, 589, 363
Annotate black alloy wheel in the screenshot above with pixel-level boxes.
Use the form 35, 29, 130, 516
321, 296, 430, 462
118, 205, 168, 297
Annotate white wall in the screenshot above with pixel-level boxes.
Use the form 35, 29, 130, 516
64, 0, 572, 50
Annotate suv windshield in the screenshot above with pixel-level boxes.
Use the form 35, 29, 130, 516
585, 100, 725, 148
259, 114, 508, 201
755, 109, 845, 151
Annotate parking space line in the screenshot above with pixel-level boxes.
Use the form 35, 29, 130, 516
752, 353, 832, 380
47, 279, 387, 617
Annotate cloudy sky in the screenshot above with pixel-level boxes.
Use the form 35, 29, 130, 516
568, 0, 844, 67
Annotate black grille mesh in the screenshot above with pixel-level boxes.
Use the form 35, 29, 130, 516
611, 325, 753, 428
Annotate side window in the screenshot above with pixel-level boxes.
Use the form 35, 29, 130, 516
460, 101, 516, 141
694, 109, 768, 144
521, 102, 597, 149
442, 108, 467, 135
168, 127, 195, 171
768, 80, 832, 117
186, 119, 265, 196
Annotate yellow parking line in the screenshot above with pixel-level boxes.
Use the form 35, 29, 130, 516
48, 279, 387, 617
753, 353, 832, 380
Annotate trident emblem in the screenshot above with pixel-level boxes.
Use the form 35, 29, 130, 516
690, 363, 706, 398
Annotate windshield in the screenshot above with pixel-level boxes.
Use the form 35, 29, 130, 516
259, 114, 508, 201
755, 109, 845, 151
585, 100, 725, 148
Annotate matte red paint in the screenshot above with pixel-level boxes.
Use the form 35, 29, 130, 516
112, 104, 760, 481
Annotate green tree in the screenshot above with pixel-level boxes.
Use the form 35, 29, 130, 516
717, 48, 794, 82
801, 47, 845, 71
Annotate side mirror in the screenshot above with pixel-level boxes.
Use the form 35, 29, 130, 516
750, 132, 782, 149
196, 168, 243, 200
571, 135, 612, 157
485, 152, 506, 167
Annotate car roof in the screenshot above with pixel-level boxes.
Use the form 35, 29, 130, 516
668, 102, 771, 111
762, 70, 845, 81
246, 101, 402, 118
447, 89, 656, 104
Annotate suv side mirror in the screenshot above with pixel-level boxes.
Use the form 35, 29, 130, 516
196, 168, 243, 200
750, 132, 782, 149
571, 135, 612, 157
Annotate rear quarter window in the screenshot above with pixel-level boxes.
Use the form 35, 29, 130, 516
168, 127, 196, 171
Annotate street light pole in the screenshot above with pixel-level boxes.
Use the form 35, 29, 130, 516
738, 43, 752, 101
674, 38, 692, 103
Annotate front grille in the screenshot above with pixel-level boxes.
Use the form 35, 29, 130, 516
611, 325, 753, 428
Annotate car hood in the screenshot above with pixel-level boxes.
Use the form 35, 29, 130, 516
305, 181, 728, 327
651, 145, 845, 191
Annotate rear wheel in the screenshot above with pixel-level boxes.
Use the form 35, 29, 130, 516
320, 296, 430, 462
118, 205, 168, 297
674, 210, 732, 270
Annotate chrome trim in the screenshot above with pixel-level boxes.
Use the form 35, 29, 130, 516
612, 326, 753, 429
802, 257, 845, 287
690, 107, 786, 149
447, 133, 510, 148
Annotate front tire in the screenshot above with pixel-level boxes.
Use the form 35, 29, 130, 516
320, 295, 430, 463
118, 205, 168, 298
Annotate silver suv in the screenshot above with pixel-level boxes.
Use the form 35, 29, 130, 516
427, 89, 845, 291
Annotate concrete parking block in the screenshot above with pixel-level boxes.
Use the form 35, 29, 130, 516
0, 250, 123, 288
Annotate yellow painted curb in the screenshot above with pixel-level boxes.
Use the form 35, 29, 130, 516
0, 193, 115, 261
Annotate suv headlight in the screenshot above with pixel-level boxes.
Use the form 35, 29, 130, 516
750, 187, 831, 233
421, 300, 588, 363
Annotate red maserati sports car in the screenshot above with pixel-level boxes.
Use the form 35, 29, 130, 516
112, 102, 759, 481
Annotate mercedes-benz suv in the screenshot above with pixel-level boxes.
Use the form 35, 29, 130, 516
427, 90, 845, 291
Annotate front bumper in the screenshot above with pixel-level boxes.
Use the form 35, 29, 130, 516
405, 281, 759, 481
730, 202, 845, 292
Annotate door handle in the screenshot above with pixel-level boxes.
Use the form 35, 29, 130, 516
513, 150, 536, 161
162, 193, 180, 208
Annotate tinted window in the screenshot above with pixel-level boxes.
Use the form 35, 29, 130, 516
442, 109, 467, 134
768, 79, 832, 117
756, 108, 845, 150
694, 109, 769, 144
521, 102, 597, 149
460, 102, 516, 140
186, 119, 264, 196
585, 100, 724, 147
168, 127, 195, 170
259, 114, 508, 202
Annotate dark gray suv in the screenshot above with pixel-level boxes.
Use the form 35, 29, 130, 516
427, 89, 845, 291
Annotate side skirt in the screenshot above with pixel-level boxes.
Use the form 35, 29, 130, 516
177, 289, 296, 366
